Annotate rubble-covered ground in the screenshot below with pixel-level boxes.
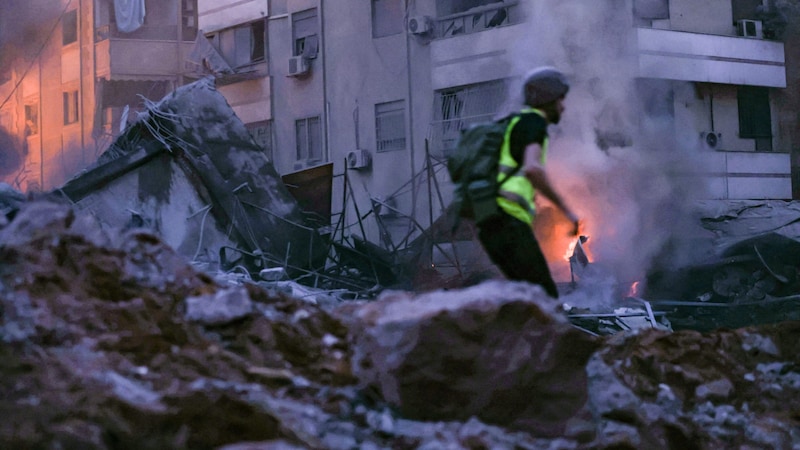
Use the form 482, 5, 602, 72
1, 197, 799, 449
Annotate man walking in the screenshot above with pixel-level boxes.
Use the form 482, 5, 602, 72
477, 66, 580, 298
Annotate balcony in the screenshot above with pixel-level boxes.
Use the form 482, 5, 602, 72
95, 24, 195, 80
433, 2, 522, 39
96, 24, 190, 41
197, 0, 269, 34
637, 27, 786, 88
429, 2, 525, 90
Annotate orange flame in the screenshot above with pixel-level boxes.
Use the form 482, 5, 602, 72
563, 240, 578, 261
535, 207, 592, 282
628, 281, 641, 298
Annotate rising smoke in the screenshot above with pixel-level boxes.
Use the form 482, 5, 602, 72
0, 0, 62, 69
0, 1, 62, 183
511, 0, 709, 294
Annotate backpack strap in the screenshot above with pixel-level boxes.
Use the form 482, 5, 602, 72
495, 113, 521, 188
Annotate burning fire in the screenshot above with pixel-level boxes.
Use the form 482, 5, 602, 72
563, 240, 578, 262
535, 207, 593, 282
628, 281, 641, 298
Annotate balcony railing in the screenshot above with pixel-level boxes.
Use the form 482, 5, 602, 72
96, 23, 193, 42
434, 1, 521, 39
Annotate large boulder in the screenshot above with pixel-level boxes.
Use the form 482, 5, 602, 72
347, 281, 601, 437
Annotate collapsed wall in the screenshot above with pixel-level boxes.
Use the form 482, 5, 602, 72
54, 77, 327, 276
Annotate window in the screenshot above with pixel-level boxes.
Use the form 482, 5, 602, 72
372, 0, 403, 38
24, 103, 39, 136
295, 116, 322, 161
182, 0, 198, 40
732, 0, 763, 22
63, 90, 79, 125
633, 0, 669, 20
375, 100, 406, 152
246, 120, 273, 159
207, 20, 266, 68
292, 8, 319, 58
738, 86, 772, 151
431, 79, 506, 155
63, 9, 78, 45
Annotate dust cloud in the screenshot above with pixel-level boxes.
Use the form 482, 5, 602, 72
506, 0, 709, 299
0, 0, 62, 69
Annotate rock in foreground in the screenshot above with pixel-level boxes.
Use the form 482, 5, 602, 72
347, 283, 600, 438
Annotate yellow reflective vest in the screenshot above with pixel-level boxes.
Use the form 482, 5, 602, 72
496, 108, 548, 226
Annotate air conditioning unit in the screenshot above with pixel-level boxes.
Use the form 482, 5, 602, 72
346, 149, 371, 170
407, 15, 433, 35
287, 55, 309, 77
736, 19, 763, 39
701, 131, 722, 149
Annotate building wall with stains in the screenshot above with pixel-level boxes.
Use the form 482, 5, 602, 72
0, 0, 195, 192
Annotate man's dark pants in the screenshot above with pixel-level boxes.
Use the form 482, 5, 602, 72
477, 212, 560, 298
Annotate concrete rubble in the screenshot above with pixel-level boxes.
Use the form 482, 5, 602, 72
54, 77, 328, 283
1, 79, 799, 448
565, 200, 800, 334
0, 198, 798, 449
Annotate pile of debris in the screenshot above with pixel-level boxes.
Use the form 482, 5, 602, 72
563, 200, 800, 334
53, 77, 373, 295
0, 198, 798, 449
640, 201, 800, 331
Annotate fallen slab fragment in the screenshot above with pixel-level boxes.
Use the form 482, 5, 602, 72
642, 231, 800, 330
54, 77, 327, 277
345, 281, 601, 438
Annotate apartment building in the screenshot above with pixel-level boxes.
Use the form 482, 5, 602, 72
0, 0, 197, 192
195, 0, 795, 254
635, 0, 792, 199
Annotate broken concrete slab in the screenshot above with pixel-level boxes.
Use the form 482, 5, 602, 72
698, 199, 800, 245
641, 231, 800, 330
54, 77, 327, 277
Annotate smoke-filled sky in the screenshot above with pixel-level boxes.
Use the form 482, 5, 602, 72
509, 0, 710, 294
0, 0, 62, 67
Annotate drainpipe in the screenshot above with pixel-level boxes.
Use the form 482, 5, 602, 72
177, 0, 184, 86
405, 0, 417, 222
38, 54, 44, 189
79, 0, 86, 167
709, 89, 715, 131
320, 0, 329, 162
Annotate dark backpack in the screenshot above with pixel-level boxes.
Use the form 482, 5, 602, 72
446, 114, 519, 225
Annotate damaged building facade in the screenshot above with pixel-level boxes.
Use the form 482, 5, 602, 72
1, 0, 798, 286
0, 0, 198, 191
188, 0, 797, 278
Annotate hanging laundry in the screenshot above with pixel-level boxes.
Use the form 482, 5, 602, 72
114, 0, 146, 33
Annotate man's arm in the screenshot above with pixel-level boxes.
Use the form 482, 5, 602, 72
523, 142, 580, 235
